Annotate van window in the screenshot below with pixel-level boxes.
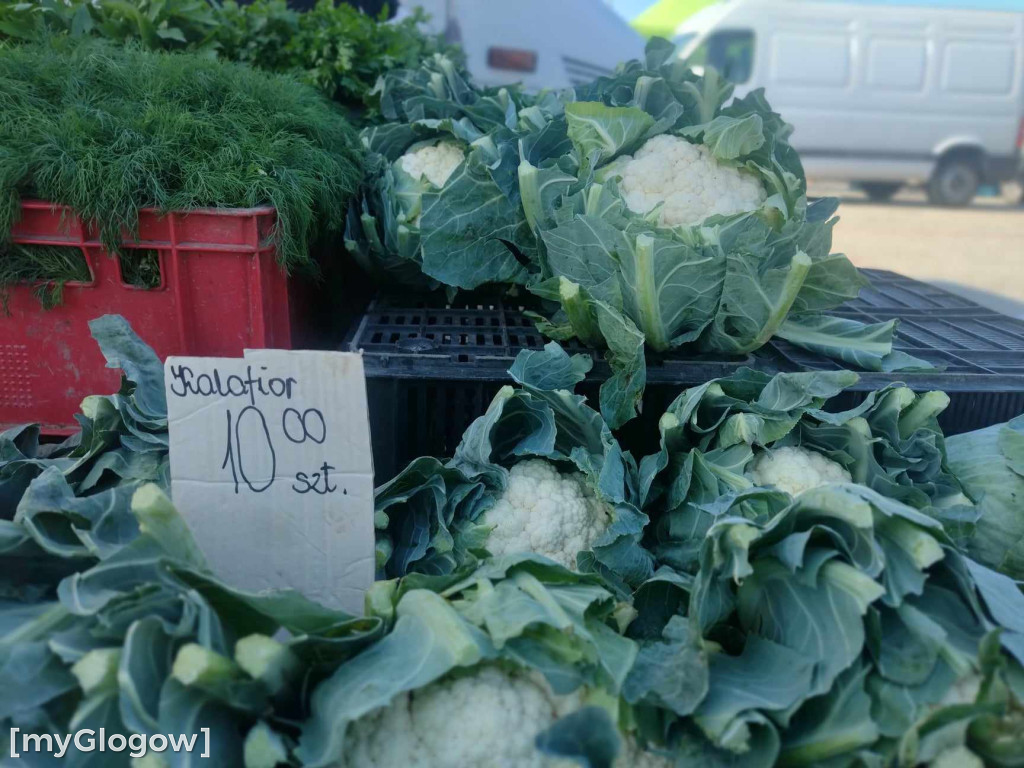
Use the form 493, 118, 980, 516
687, 30, 755, 84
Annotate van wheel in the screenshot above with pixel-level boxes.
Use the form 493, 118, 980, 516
927, 158, 980, 206
859, 182, 901, 202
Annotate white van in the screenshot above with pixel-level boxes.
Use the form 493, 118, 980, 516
675, 0, 1024, 204
397, 0, 645, 90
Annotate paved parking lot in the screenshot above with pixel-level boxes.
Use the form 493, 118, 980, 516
812, 185, 1024, 318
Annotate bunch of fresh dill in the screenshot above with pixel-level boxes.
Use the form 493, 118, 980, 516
0, 37, 363, 275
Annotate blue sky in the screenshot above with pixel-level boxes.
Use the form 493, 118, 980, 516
607, 0, 656, 18
607, 0, 1024, 19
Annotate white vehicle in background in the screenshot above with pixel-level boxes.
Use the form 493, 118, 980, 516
674, 0, 1024, 205
397, 0, 645, 90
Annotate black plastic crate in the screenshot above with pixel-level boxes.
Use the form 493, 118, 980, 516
761, 271, 1024, 434
766, 270, 1024, 393
351, 270, 1024, 483
353, 295, 757, 383
845, 269, 995, 313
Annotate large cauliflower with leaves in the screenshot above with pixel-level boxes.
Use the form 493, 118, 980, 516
479, 459, 613, 569
374, 349, 653, 585
340, 665, 671, 768
605, 134, 766, 227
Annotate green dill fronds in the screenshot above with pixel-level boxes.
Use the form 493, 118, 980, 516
0, 38, 363, 274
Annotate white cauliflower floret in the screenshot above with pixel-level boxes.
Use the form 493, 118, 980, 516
341, 665, 672, 768
609, 134, 765, 228
747, 446, 852, 496
342, 667, 565, 768
398, 140, 465, 189
480, 459, 613, 569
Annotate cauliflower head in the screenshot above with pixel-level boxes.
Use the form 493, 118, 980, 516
607, 134, 765, 228
480, 459, 613, 569
398, 140, 465, 189
341, 666, 569, 768
341, 665, 672, 768
747, 446, 852, 496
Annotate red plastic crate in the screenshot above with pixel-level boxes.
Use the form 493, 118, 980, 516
2, 200, 292, 432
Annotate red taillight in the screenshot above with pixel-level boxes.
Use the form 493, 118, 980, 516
487, 47, 538, 73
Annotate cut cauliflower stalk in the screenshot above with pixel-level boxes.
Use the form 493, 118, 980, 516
747, 446, 852, 496
340, 665, 672, 768
399, 140, 465, 189
609, 134, 765, 228
480, 459, 613, 569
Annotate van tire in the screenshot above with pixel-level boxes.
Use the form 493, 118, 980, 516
927, 158, 980, 206
859, 182, 901, 201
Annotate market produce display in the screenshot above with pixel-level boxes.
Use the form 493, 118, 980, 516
346, 39, 927, 428
0, 37, 363, 291
0, 0, 454, 117
2, 12, 1024, 766
3, 321, 1024, 767
372, 351, 1024, 767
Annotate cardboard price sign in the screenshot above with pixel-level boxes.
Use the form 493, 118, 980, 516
164, 349, 374, 614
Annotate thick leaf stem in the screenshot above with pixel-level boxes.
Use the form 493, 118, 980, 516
518, 158, 543, 233
559, 278, 603, 348
748, 250, 812, 352
634, 234, 669, 352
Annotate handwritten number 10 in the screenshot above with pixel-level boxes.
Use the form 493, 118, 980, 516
222, 407, 327, 493
222, 407, 276, 494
